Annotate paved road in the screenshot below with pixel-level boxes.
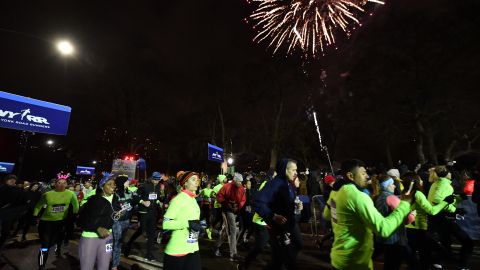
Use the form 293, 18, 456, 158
1, 227, 480, 270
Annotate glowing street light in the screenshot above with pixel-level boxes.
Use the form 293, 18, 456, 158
92, 160, 97, 165
56, 40, 75, 56
46, 139, 54, 146
227, 157, 234, 165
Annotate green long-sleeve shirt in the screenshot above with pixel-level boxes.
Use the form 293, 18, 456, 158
33, 190, 79, 221
163, 190, 201, 255
324, 184, 410, 270
81, 188, 96, 206
428, 177, 456, 213
199, 188, 214, 202
407, 191, 453, 230
212, 183, 224, 209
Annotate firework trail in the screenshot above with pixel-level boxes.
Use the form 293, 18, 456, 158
249, 0, 384, 57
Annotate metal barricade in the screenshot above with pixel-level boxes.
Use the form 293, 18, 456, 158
310, 195, 325, 237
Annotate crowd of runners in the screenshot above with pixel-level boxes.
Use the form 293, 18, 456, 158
0, 158, 479, 270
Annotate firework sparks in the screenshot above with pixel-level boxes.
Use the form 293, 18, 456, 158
249, 0, 384, 57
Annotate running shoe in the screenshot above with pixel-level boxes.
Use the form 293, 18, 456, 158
213, 248, 221, 257
206, 228, 212, 240
230, 254, 243, 262
145, 254, 156, 262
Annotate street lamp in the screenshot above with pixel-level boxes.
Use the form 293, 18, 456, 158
92, 160, 97, 165
227, 157, 234, 165
56, 40, 75, 56
46, 139, 54, 146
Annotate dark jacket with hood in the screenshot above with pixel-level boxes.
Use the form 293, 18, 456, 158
0, 184, 28, 221
77, 192, 114, 233
254, 159, 297, 232
137, 180, 162, 213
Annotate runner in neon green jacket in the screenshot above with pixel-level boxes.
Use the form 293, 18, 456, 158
33, 189, 79, 221
163, 171, 202, 270
33, 177, 79, 269
323, 160, 412, 270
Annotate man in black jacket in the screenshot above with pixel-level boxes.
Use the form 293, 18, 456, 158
253, 159, 303, 270
0, 175, 28, 257
125, 171, 162, 261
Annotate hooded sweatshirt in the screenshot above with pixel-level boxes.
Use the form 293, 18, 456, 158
428, 177, 455, 211
254, 159, 296, 232
323, 178, 410, 270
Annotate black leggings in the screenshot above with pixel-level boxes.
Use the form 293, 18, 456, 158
37, 220, 65, 267
163, 251, 201, 270
245, 223, 270, 266
429, 215, 474, 268
127, 212, 157, 257
38, 220, 65, 249
267, 224, 303, 270
210, 207, 223, 230
200, 204, 212, 227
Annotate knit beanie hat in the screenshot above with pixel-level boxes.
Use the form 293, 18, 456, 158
217, 174, 227, 183
324, 175, 335, 185
387, 169, 400, 179
151, 171, 162, 180
177, 171, 199, 187
379, 178, 394, 191
233, 173, 243, 182
99, 172, 112, 188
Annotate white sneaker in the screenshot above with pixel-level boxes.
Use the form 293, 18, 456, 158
432, 264, 443, 269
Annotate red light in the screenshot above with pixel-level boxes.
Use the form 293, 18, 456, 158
123, 155, 134, 161
464, 180, 475, 195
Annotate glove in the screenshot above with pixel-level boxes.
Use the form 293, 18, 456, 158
455, 208, 466, 216
444, 195, 455, 204
188, 220, 203, 232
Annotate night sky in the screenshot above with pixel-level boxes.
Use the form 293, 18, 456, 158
1, 0, 479, 179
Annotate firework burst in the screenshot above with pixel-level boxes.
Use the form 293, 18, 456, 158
249, 0, 384, 57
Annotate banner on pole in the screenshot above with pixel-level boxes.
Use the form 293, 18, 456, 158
76, 166, 95, 176
0, 91, 71, 135
208, 143, 224, 163
0, 162, 15, 173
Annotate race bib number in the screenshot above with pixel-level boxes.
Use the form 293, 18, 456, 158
51, 205, 66, 213
187, 230, 199, 243
105, 239, 113, 253
121, 202, 132, 211
246, 206, 252, 213
148, 193, 157, 200
330, 199, 338, 224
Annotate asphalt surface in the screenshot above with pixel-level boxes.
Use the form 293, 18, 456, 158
1, 224, 480, 270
